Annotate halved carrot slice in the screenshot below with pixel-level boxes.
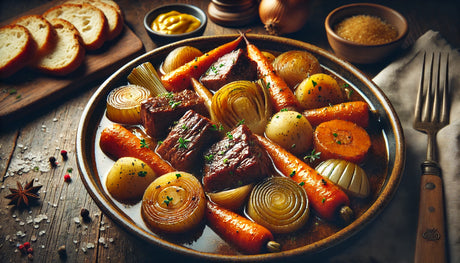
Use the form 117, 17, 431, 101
313, 119, 371, 163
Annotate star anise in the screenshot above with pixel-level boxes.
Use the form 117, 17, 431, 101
5, 180, 43, 207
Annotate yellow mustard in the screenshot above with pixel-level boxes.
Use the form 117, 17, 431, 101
152, 11, 201, 35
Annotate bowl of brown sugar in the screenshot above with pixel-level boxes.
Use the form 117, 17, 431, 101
325, 3, 408, 64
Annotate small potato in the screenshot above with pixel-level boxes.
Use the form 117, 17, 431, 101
262, 51, 276, 63
265, 110, 313, 155
106, 157, 157, 203
273, 50, 322, 89
295, 73, 344, 109
161, 46, 203, 74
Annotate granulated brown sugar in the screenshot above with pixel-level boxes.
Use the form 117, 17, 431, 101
334, 15, 398, 45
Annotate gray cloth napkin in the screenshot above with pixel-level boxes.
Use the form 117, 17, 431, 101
373, 30, 460, 262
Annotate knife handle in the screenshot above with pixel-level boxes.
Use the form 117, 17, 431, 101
414, 174, 446, 263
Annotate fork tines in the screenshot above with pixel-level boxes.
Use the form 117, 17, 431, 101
414, 52, 450, 129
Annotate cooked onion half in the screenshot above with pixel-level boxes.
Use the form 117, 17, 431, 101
141, 172, 206, 234
211, 80, 272, 134
106, 85, 151, 125
315, 159, 370, 198
206, 184, 253, 211
247, 177, 309, 234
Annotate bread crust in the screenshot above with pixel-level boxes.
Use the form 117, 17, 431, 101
13, 15, 56, 58
0, 24, 36, 78
35, 18, 85, 75
43, 3, 108, 50
65, 0, 124, 40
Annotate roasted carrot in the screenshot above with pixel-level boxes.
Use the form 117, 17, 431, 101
255, 134, 352, 222
243, 34, 301, 112
313, 119, 371, 164
161, 36, 243, 92
100, 124, 176, 176
206, 201, 280, 254
302, 101, 370, 127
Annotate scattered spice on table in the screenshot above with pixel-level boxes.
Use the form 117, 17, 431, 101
334, 14, 398, 45
5, 180, 43, 207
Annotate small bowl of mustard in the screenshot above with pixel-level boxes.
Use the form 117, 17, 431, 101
144, 4, 207, 42
325, 3, 408, 64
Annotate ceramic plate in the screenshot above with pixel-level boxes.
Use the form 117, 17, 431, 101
76, 34, 405, 261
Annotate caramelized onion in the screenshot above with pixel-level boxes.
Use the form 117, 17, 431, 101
106, 85, 151, 125
247, 177, 309, 234
211, 80, 272, 134
141, 172, 206, 234
315, 159, 370, 198
127, 62, 168, 96
206, 184, 253, 211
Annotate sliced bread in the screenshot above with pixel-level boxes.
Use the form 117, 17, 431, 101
13, 15, 55, 59
43, 3, 108, 50
35, 18, 85, 76
0, 24, 36, 78
66, 0, 123, 40
97, 0, 123, 17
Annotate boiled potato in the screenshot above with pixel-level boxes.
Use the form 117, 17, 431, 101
295, 73, 345, 109
106, 157, 157, 203
161, 46, 203, 74
262, 51, 276, 63
273, 50, 322, 89
265, 110, 313, 155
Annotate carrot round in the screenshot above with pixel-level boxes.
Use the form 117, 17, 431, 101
255, 134, 352, 222
302, 101, 369, 127
243, 35, 301, 112
161, 36, 243, 92
206, 201, 280, 254
100, 123, 176, 176
313, 119, 371, 164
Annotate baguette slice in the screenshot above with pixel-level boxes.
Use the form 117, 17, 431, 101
0, 24, 36, 78
98, 0, 123, 17
13, 15, 55, 59
66, 0, 123, 40
35, 18, 85, 76
43, 3, 108, 50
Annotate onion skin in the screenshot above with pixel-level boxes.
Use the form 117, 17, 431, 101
106, 85, 151, 125
161, 46, 203, 74
141, 172, 206, 234
247, 177, 309, 234
259, 0, 311, 35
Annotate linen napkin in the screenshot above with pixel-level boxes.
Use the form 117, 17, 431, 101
373, 30, 460, 262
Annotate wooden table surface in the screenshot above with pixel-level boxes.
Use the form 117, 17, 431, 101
1, 0, 459, 262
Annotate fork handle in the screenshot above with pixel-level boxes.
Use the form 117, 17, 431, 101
414, 173, 446, 263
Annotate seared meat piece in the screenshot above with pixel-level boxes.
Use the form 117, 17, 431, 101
200, 49, 257, 91
203, 124, 271, 192
140, 89, 208, 138
157, 110, 220, 172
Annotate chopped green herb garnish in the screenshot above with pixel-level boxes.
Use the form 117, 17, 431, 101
289, 170, 296, 177
138, 171, 147, 177
303, 149, 321, 163
175, 173, 182, 178
164, 196, 173, 206
140, 139, 148, 148
178, 137, 190, 149
299, 182, 305, 186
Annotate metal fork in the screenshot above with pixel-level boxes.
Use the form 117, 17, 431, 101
413, 52, 450, 263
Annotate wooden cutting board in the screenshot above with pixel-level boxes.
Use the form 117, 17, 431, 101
0, 0, 145, 127
0, 25, 144, 126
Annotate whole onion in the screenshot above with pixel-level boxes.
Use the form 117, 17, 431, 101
247, 177, 309, 234
259, 0, 311, 35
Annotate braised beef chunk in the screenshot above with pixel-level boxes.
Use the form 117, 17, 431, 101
157, 110, 220, 172
200, 49, 257, 91
140, 89, 208, 138
202, 124, 271, 192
